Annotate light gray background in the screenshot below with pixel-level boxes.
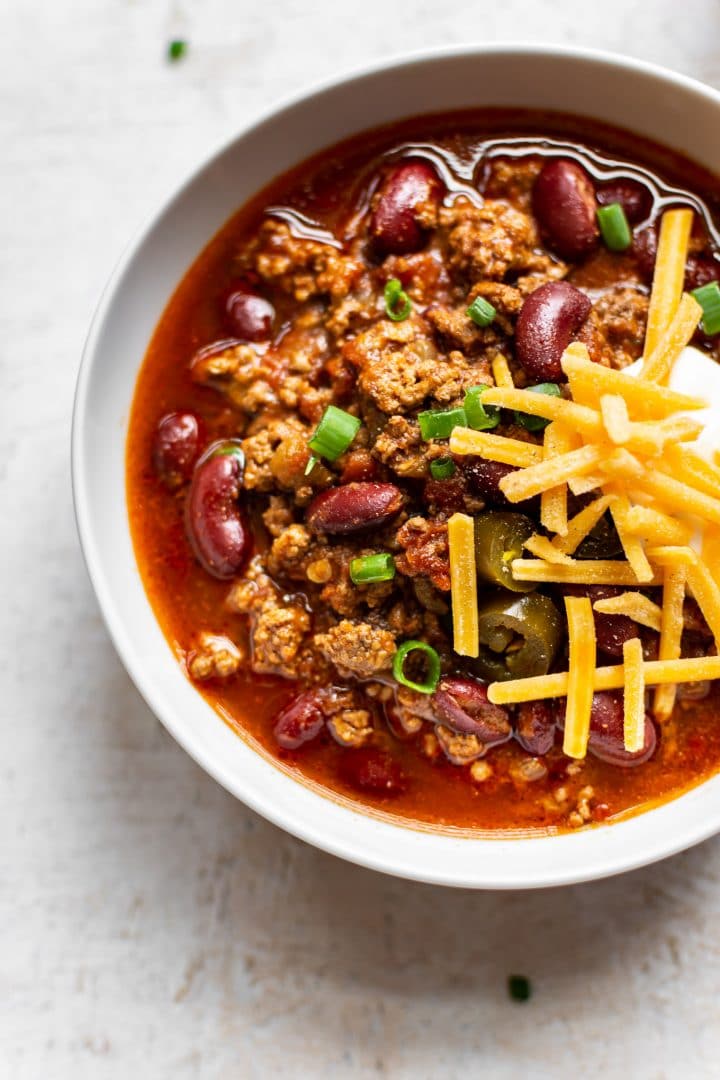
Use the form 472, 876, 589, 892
4, 3, 720, 1077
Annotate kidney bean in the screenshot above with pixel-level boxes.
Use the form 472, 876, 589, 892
432, 677, 512, 744
152, 411, 203, 489
339, 747, 405, 796
273, 691, 325, 749
515, 281, 592, 381
632, 225, 658, 281
516, 700, 556, 756
562, 584, 639, 658
532, 159, 599, 259
369, 159, 445, 255
306, 482, 403, 534
685, 253, 720, 292
587, 691, 657, 766
225, 286, 274, 342
460, 457, 525, 508
185, 440, 250, 579
683, 597, 713, 639
596, 179, 653, 225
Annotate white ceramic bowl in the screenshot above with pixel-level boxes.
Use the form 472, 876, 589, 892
73, 44, 720, 888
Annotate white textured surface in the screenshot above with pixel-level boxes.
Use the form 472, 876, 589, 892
4, 3, 720, 1077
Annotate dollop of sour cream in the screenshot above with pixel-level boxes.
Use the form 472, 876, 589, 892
626, 345, 720, 550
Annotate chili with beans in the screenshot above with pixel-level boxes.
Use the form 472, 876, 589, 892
127, 110, 720, 832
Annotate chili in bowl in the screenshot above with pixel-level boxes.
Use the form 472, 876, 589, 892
74, 46, 720, 887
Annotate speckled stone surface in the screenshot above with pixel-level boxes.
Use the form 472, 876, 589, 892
5, 3, 720, 1077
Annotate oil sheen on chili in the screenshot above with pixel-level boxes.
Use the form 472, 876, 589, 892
127, 109, 720, 834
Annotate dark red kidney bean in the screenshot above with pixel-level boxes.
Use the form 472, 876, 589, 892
632, 224, 658, 281
369, 159, 445, 255
532, 159, 599, 259
587, 691, 657, 767
273, 691, 325, 749
185, 440, 250, 579
225, 287, 274, 342
152, 411, 203, 490
516, 701, 556, 756
515, 281, 592, 381
339, 747, 405, 796
462, 457, 517, 503
685, 253, 720, 292
432, 678, 511, 743
683, 598, 713, 639
561, 584, 639, 658
596, 179, 653, 225
306, 482, 403, 534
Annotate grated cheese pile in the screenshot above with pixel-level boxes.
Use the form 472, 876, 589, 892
447, 208, 720, 759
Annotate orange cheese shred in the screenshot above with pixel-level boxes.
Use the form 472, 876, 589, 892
623, 638, 646, 753
487, 656, 720, 705
594, 592, 663, 633
511, 558, 663, 587
551, 494, 614, 556
641, 290, 702, 382
449, 428, 541, 467
499, 444, 604, 502
562, 597, 597, 759
448, 512, 479, 658
643, 208, 694, 359
540, 421, 574, 536
491, 351, 514, 388
653, 566, 687, 722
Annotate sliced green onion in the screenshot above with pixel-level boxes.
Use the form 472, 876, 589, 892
308, 405, 361, 462
692, 280, 720, 336
418, 406, 467, 441
392, 640, 441, 695
597, 203, 632, 252
430, 457, 456, 480
467, 296, 496, 327
349, 553, 396, 585
508, 975, 532, 1003
464, 385, 500, 431
304, 454, 318, 476
514, 383, 563, 431
384, 278, 412, 321
167, 39, 188, 62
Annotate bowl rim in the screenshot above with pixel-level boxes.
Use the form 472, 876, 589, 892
73, 42, 720, 888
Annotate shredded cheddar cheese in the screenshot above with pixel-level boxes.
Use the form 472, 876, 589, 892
551, 495, 614, 556
594, 592, 663, 633
623, 505, 694, 547
524, 534, 573, 564
448, 513, 479, 658
491, 351, 514, 388
481, 385, 602, 438
449, 428, 541, 467
499, 444, 605, 502
511, 558, 663, 587
641, 290, 702, 382
642, 208, 694, 359
686, 557, 720, 642
664, 443, 720, 501
540, 421, 573, 536
445, 210, 720, 740
623, 638, 646, 753
563, 597, 596, 759
561, 350, 707, 416
605, 484, 655, 584
653, 566, 687, 722
488, 656, 720, 705
600, 394, 631, 444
